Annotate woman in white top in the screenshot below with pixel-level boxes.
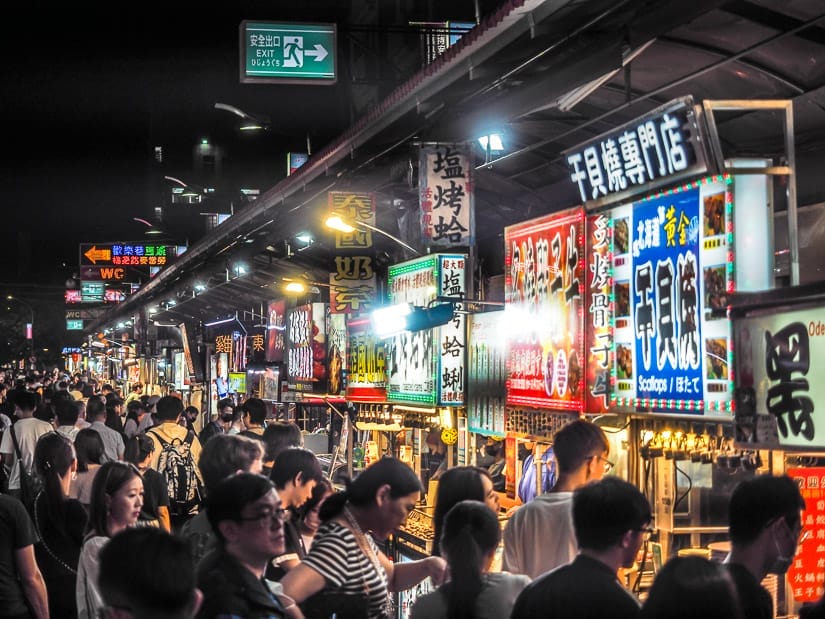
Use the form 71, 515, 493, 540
412, 500, 531, 619
76, 461, 144, 619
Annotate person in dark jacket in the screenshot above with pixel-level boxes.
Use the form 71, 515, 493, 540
196, 473, 287, 619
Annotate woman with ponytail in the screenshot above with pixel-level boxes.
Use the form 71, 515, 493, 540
33, 432, 88, 618
412, 500, 530, 619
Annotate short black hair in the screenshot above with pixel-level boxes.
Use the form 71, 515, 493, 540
156, 395, 184, 421
55, 400, 80, 426
241, 398, 267, 425
199, 434, 263, 494
206, 473, 275, 542
262, 422, 302, 462
99, 528, 197, 619
553, 420, 609, 474
729, 475, 804, 545
573, 477, 651, 551
217, 398, 234, 412
13, 389, 38, 412
86, 395, 106, 421
270, 447, 324, 490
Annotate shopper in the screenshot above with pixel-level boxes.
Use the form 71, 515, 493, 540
33, 432, 87, 619
123, 434, 171, 531
198, 399, 234, 445
724, 474, 805, 619
76, 461, 144, 619
503, 419, 611, 578
261, 421, 302, 474
294, 478, 334, 553
0, 390, 53, 503
412, 500, 530, 619
69, 429, 105, 510
0, 493, 49, 619
239, 398, 268, 441
279, 457, 446, 619
432, 466, 499, 557
510, 476, 650, 619
86, 396, 124, 463
54, 399, 81, 442
122, 400, 149, 440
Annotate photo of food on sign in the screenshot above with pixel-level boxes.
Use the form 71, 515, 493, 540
705, 337, 728, 380
703, 192, 725, 236
544, 350, 555, 397
615, 281, 630, 317
567, 350, 581, 396
616, 344, 633, 379
614, 217, 630, 254
703, 265, 727, 319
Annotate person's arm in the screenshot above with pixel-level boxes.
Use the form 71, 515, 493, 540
158, 505, 171, 532
501, 518, 522, 575
16, 544, 49, 619
381, 551, 446, 592
115, 434, 124, 460
279, 563, 327, 605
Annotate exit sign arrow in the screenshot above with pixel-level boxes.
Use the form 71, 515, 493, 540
305, 44, 328, 62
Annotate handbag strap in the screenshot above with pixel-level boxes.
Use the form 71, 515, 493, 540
32, 492, 78, 575
8, 422, 23, 461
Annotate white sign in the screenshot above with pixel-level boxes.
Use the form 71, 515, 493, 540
438, 255, 466, 405
420, 143, 474, 248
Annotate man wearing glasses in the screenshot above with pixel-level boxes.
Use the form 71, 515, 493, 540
510, 477, 651, 619
724, 475, 805, 619
197, 473, 288, 619
503, 420, 612, 579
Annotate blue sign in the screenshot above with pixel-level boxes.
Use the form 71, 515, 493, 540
632, 187, 701, 403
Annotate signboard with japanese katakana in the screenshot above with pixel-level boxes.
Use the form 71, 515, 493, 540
611, 175, 733, 414
504, 207, 585, 411
420, 143, 475, 249
564, 96, 708, 210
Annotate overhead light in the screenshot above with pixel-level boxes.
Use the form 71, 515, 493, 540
236, 264, 247, 275
166, 299, 176, 307
194, 282, 206, 292
204, 316, 236, 327
285, 282, 306, 293
324, 213, 420, 255
371, 304, 413, 338
148, 307, 158, 315
325, 215, 355, 233
296, 232, 314, 244
478, 134, 504, 152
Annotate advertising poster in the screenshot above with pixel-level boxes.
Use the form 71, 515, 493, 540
346, 316, 387, 402
468, 311, 507, 436
326, 310, 347, 395
611, 176, 733, 413
265, 300, 287, 362
786, 467, 825, 603
419, 143, 474, 248
228, 372, 246, 394
734, 304, 825, 450
286, 303, 327, 393
262, 366, 281, 401
585, 213, 612, 414
504, 207, 585, 411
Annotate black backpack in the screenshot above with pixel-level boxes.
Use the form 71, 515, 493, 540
149, 429, 202, 518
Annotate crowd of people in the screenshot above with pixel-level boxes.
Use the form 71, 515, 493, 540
0, 371, 822, 619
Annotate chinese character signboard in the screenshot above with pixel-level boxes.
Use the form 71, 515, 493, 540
786, 467, 825, 602
420, 143, 474, 249
80, 243, 175, 268
468, 311, 506, 436
266, 300, 287, 362
586, 213, 613, 414
329, 192, 378, 314
505, 208, 585, 411
387, 254, 466, 405
286, 303, 327, 393
240, 21, 336, 85
346, 316, 386, 402
734, 304, 825, 450
564, 97, 708, 210
611, 176, 733, 414
80, 281, 105, 303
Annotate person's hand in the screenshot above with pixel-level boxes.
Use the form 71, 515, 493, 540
427, 556, 448, 586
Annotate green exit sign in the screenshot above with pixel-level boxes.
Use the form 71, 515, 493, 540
240, 21, 336, 85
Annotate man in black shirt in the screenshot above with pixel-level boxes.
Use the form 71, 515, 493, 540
510, 476, 651, 619
724, 475, 805, 619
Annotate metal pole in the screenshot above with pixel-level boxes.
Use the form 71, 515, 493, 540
784, 103, 800, 286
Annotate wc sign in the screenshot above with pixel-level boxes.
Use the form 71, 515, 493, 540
80, 266, 127, 282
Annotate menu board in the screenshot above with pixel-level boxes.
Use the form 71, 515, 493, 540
786, 467, 825, 603
611, 176, 733, 414
504, 207, 585, 411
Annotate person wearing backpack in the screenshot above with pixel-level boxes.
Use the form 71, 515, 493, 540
147, 396, 204, 530
0, 390, 52, 510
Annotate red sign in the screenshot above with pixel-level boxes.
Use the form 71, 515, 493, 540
504, 207, 585, 411
787, 467, 825, 603
346, 316, 386, 402
585, 213, 612, 414
265, 300, 286, 363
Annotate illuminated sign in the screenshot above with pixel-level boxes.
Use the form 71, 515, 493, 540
420, 143, 474, 248
346, 316, 386, 402
468, 311, 506, 436
265, 300, 286, 362
80, 266, 129, 281
786, 466, 825, 603
66, 319, 84, 330
80, 281, 105, 303
240, 21, 336, 85
611, 175, 733, 414
65, 290, 81, 304
564, 97, 708, 210
79, 243, 175, 267
287, 152, 308, 176
329, 191, 378, 314
505, 207, 585, 411
585, 213, 612, 414
286, 303, 326, 392
326, 311, 347, 396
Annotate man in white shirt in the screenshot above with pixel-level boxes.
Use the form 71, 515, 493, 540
55, 399, 81, 442
87, 395, 124, 462
0, 391, 53, 495
502, 420, 611, 579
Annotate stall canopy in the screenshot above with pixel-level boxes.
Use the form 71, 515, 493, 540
88, 0, 825, 332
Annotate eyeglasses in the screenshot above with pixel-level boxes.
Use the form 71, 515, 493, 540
592, 455, 615, 474
238, 508, 287, 528
636, 526, 656, 541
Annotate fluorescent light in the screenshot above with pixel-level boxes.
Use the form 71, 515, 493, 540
478, 134, 504, 152
285, 282, 306, 293
204, 317, 236, 327
296, 232, 313, 244
371, 303, 413, 338
325, 215, 355, 233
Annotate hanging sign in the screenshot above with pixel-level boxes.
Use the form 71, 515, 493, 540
786, 467, 825, 603
438, 255, 466, 405
346, 316, 387, 402
420, 143, 475, 248
468, 311, 507, 436
611, 175, 733, 414
585, 213, 612, 414
286, 303, 327, 393
326, 310, 347, 395
329, 191, 378, 314
266, 300, 287, 362
564, 96, 708, 210
505, 207, 585, 411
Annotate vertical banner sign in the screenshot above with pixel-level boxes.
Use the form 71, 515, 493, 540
329, 191, 378, 314
387, 256, 439, 404
786, 467, 825, 603
586, 214, 613, 414
504, 207, 585, 411
468, 312, 507, 436
420, 143, 475, 248
249, 326, 266, 365
346, 316, 387, 402
612, 176, 733, 414
438, 255, 466, 405
266, 300, 287, 362
286, 303, 327, 393
326, 310, 347, 395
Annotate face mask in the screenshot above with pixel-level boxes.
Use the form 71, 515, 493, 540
485, 446, 497, 456
221, 414, 234, 423
767, 522, 795, 575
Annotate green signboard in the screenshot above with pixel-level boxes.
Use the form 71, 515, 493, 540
66, 319, 84, 331
240, 21, 336, 84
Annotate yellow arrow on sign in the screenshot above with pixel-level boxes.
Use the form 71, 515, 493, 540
84, 245, 111, 264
